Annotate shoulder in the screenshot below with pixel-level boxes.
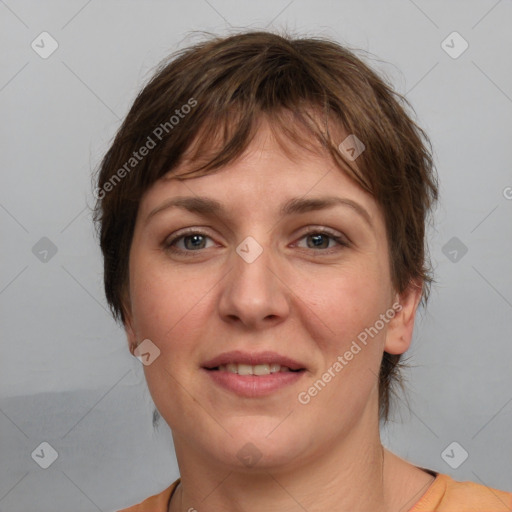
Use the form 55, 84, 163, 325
117, 478, 180, 512
411, 473, 512, 512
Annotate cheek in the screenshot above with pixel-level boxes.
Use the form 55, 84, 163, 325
129, 252, 210, 339
295, 261, 388, 346
297, 270, 389, 417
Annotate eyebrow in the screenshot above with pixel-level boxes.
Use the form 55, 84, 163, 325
145, 195, 373, 228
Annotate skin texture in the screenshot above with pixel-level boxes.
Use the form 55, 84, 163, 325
123, 120, 434, 511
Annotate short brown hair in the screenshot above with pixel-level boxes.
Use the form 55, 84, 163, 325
92, 30, 438, 421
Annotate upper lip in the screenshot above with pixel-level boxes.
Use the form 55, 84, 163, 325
202, 350, 306, 370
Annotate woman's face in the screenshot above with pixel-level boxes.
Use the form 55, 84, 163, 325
124, 121, 419, 470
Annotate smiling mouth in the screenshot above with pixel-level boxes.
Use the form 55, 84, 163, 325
203, 358, 306, 397
207, 363, 304, 375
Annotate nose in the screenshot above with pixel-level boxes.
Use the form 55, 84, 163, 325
217, 241, 291, 330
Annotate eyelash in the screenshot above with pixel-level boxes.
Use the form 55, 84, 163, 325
162, 227, 349, 255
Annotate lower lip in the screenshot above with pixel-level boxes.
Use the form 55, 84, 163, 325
202, 368, 305, 397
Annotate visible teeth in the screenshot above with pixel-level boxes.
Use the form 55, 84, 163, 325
253, 364, 270, 376
216, 363, 293, 375
237, 363, 253, 376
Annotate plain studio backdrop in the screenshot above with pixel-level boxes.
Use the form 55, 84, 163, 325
1, 1, 511, 511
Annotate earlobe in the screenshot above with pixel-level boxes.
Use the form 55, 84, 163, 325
384, 281, 423, 355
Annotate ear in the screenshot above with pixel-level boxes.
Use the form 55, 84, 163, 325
384, 280, 423, 355
124, 314, 137, 355
121, 295, 137, 355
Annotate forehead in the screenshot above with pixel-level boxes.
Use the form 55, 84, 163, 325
138, 121, 376, 219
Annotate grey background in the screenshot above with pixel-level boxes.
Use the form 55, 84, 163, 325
1, 1, 511, 511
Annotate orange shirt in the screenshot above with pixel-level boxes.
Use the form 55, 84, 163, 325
118, 473, 512, 511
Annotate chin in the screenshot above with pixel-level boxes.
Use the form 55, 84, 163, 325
214, 423, 310, 471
